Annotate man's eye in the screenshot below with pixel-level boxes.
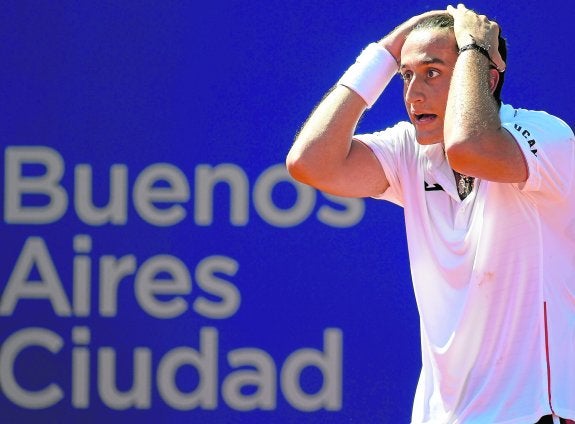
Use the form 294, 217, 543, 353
427, 69, 440, 78
401, 72, 412, 82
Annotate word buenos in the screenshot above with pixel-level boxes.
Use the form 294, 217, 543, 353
4, 146, 365, 228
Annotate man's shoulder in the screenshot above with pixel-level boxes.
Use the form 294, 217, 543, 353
368, 120, 415, 140
354, 121, 427, 175
356, 121, 416, 149
500, 103, 574, 138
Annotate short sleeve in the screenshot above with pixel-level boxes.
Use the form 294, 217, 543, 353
354, 121, 416, 206
500, 105, 575, 199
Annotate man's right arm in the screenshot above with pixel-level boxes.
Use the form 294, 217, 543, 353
285, 84, 389, 198
286, 10, 445, 198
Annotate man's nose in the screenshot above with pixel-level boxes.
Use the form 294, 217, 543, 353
404, 77, 425, 104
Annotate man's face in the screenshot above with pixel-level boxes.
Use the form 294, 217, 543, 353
400, 28, 458, 145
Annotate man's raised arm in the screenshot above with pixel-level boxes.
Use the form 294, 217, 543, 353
443, 4, 527, 183
286, 10, 445, 198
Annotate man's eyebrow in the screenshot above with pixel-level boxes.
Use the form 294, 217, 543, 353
400, 57, 447, 69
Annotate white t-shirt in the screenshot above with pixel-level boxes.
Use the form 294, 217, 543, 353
357, 104, 575, 424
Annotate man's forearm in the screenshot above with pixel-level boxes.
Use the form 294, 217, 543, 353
444, 50, 501, 169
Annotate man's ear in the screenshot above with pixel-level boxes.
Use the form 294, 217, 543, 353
489, 68, 500, 94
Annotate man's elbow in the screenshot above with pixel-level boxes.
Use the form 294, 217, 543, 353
444, 139, 476, 174
286, 147, 313, 185
286, 142, 335, 189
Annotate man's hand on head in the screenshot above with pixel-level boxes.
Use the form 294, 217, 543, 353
378, 9, 447, 64
447, 3, 506, 72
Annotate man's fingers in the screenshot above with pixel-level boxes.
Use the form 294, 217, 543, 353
446, 4, 460, 18
446, 3, 469, 15
491, 53, 506, 73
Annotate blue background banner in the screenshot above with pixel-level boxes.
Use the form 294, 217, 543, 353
1, 1, 573, 423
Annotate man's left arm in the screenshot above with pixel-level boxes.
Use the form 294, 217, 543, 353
443, 4, 528, 183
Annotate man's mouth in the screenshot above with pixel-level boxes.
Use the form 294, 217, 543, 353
415, 113, 437, 122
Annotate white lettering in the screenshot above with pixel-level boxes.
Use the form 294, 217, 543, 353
318, 193, 365, 228
281, 328, 342, 411
223, 348, 276, 410
0, 237, 71, 316
253, 164, 315, 227
0, 327, 63, 408
72, 326, 91, 408
98, 347, 152, 409
75, 164, 128, 225
99, 255, 137, 317
193, 256, 240, 319
3, 146, 364, 227
0, 327, 343, 412
5, 146, 67, 224
73, 235, 92, 316
194, 164, 249, 226
134, 164, 190, 226
157, 327, 218, 410
135, 255, 192, 319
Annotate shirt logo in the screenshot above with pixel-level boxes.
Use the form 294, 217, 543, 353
424, 181, 444, 192
513, 124, 538, 156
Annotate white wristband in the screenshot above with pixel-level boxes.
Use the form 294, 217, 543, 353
337, 43, 398, 109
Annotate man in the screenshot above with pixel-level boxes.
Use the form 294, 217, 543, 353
286, 4, 575, 424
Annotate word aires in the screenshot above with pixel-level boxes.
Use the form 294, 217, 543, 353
1, 235, 240, 319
